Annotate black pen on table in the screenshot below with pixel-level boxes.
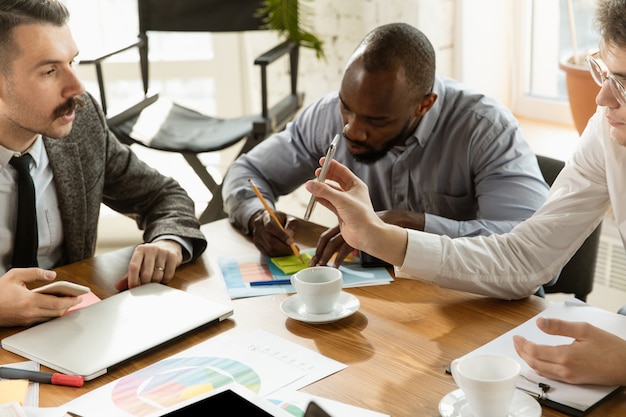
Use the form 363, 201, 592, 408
248, 178, 302, 262
0, 366, 84, 387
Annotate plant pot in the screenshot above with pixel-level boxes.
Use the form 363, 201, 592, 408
559, 56, 601, 135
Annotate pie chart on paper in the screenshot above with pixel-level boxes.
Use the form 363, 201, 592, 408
111, 356, 261, 416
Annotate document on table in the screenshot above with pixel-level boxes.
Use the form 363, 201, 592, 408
62, 329, 347, 416
460, 298, 626, 416
0, 361, 40, 407
219, 248, 393, 299
267, 388, 390, 417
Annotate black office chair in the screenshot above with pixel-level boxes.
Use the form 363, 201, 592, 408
536, 154, 602, 301
80, 0, 304, 224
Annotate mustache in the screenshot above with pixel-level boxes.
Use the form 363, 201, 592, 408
52, 95, 86, 119
345, 135, 374, 152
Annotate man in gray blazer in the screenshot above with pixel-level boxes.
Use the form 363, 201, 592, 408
0, 0, 206, 326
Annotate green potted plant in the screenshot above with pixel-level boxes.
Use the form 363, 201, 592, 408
256, 0, 325, 60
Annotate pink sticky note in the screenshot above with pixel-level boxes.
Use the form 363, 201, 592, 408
66, 292, 101, 313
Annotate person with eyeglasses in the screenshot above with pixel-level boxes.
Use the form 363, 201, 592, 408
304, 0, 626, 386
587, 51, 626, 106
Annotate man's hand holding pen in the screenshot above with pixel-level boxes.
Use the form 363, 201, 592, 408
249, 209, 300, 258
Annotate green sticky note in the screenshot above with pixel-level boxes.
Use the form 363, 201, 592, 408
270, 253, 313, 274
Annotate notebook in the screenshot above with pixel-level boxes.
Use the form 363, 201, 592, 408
456, 298, 626, 416
1, 283, 233, 381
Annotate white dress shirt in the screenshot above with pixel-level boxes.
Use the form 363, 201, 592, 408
397, 107, 614, 300
0, 137, 64, 274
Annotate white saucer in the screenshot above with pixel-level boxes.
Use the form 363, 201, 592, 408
438, 389, 541, 417
280, 292, 360, 324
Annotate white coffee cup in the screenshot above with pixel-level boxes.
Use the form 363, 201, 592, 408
290, 266, 343, 314
450, 354, 520, 417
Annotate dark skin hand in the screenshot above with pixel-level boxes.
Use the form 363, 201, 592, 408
310, 209, 425, 267
249, 209, 300, 257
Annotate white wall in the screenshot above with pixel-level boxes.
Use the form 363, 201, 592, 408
270, 0, 457, 110
455, 0, 514, 107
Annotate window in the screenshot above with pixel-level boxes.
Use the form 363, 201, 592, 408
513, 0, 600, 124
64, 0, 247, 117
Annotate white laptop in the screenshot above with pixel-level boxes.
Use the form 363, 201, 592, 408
1, 283, 233, 381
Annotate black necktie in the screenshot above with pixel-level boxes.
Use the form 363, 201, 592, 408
10, 154, 38, 268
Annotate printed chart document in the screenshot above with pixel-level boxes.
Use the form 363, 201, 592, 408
461, 298, 626, 416
62, 329, 347, 417
219, 248, 393, 299
267, 389, 389, 417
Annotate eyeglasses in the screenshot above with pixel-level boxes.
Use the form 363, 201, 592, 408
586, 52, 626, 106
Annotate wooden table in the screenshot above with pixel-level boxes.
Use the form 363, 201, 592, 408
1, 219, 624, 416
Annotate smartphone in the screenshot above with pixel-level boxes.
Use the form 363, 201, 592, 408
304, 401, 333, 417
32, 281, 90, 297
360, 251, 391, 268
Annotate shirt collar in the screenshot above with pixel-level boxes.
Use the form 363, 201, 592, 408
413, 75, 445, 148
0, 135, 43, 170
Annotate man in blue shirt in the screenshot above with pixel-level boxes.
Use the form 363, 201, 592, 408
222, 22, 549, 267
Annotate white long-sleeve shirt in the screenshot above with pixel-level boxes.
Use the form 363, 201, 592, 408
398, 107, 614, 299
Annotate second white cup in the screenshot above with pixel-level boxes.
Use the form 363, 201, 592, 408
290, 266, 343, 314
450, 354, 520, 417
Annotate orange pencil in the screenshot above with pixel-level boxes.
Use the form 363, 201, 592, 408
248, 179, 302, 262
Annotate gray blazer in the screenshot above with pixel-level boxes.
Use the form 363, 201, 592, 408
43, 93, 207, 265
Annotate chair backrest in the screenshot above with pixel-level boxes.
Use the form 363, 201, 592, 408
138, 0, 265, 33
132, 0, 300, 136
136, 0, 266, 95
536, 154, 601, 301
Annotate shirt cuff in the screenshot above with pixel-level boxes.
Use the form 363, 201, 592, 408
395, 230, 442, 282
423, 213, 460, 237
153, 235, 193, 263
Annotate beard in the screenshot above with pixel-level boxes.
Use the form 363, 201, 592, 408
346, 121, 414, 164
2, 84, 87, 142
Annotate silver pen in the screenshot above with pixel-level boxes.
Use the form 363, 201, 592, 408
304, 134, 341, 220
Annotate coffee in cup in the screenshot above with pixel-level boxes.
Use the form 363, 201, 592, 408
290, 266, 342, 314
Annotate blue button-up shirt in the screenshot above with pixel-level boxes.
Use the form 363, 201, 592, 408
223, 76, 549, 237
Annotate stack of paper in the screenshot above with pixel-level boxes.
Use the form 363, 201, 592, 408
0, 361, 39, 408
219, 249, 393, 299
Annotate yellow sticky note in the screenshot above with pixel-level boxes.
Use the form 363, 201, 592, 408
0, 379, 29, 405
270, 253, 313, 274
